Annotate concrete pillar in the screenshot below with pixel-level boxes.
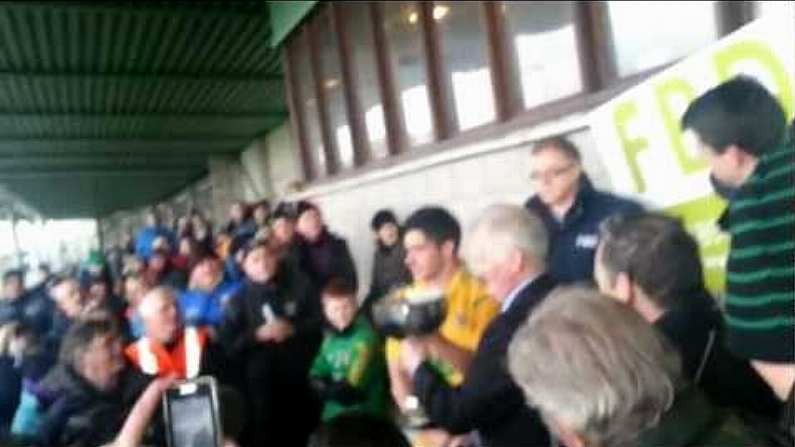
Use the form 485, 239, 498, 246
208, 156, 248, 226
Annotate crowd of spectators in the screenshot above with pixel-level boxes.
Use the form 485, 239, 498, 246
0, 76, 791, 447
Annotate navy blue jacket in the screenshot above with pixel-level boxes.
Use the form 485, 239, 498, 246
525, 176, 643, 284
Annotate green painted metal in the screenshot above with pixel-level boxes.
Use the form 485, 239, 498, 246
269, 1, 318, 47
0, 1, 291, 217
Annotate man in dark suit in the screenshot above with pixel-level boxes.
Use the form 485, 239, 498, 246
399, 204, 555, 447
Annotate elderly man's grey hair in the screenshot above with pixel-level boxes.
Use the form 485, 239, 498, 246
508, 287, 681, 447
137, 286, 177, 319
463, 204, 548, 276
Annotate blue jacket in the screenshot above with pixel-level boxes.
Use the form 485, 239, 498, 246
179, 281, 242, 327
134, 226, 177, 260
525, 176, 643, 284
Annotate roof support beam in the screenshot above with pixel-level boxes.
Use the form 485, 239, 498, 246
0, 169, 202, 178
0, 169, 199, 178
0, 70, 283, 83
0, 136, 248, 143
0, 151, 228, 159
0, 111, 287, 118
0, 2, 269, 21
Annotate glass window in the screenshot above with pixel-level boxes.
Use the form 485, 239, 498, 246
607, 1, 719, 77
317, 10, 354, 170
504, 1, 583, 109
754, 1, 795, 18
291, 35, 326, 177
343, 3, 389, 160
437, 2, 496, 130
382, 2, 434, 147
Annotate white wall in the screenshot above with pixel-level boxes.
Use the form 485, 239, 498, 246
263, 124, 302, 198
274, 112, 614, 294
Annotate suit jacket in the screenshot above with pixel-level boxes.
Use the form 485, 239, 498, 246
413, 274, 556, 447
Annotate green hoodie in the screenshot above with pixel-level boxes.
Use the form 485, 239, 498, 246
309, 315, 388, 421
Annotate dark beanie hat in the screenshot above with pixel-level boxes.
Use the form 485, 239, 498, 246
295, 200, 319, 219
272, 201, 298, 220
371, 209, 398, 231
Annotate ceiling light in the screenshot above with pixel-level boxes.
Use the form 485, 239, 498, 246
324, 78, 340, 90
408, 11, 418, 24
433, 5, 449, 21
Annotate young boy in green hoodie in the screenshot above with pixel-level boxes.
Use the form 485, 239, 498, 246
310, 278, 388, 422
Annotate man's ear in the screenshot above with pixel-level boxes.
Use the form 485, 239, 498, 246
613, 272, 634, 305
724, 144, 745, 167
550, 418, 586, 447
508, 248, 528, 275
441, 240, 456, 260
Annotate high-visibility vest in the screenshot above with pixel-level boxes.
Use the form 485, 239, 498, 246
125, 326, 209, 379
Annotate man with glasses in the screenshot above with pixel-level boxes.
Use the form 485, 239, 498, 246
524, 136, 642, 284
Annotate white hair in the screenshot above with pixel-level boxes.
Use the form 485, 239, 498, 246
508, 287, 681, 447
137, 286, 177, 319
463, 204, 548, 276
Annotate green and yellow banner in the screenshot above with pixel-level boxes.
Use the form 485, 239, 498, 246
589, 14, 794, 295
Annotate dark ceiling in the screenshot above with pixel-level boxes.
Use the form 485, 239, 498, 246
0, 1, 287, 218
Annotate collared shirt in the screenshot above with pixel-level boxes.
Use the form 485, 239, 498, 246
500, 274, 539, 314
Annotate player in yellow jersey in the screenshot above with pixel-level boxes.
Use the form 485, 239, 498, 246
385, 207, 498, 445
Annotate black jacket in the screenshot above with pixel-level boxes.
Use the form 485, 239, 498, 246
217, 263, 323, 446
218, 263, 322, 358
298, 229, 358, 291
37, 365, 151, 447
413, 274, 556, 447
654, 291, 780, 421
0, 356, 21, 430
0, 290, 55, 337
363, 242, 411, 319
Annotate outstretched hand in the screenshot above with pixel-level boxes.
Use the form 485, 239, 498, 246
111, 376, 176, 447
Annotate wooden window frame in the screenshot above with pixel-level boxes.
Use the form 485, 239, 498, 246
283, 38, 316, 181
285, 1, 759, 185
331, 3, 371, 167
307, 10, 341, 176
419, 1, 457, 140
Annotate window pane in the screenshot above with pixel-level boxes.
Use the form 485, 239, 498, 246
344, 3, 389, 160
292, 35, 326, 177
607, 1, 718, 77
754, 1, 795, 18
382, 2, 434, 147
437, 2, 495, 130
317, 10, 354, 170
504, 1, 583, 109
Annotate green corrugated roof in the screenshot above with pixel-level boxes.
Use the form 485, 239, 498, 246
0, 1, 290, 218
269, 1, 318, 47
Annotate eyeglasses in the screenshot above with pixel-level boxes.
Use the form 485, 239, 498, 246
529, 164, 575, 182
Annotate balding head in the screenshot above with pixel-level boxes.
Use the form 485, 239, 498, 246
463, 204, 548, 301
138, 287, 181, 344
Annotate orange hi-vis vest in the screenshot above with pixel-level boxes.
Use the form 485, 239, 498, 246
125, 326, 209, 379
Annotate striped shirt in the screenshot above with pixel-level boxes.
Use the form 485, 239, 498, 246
720, 140, 795, 362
